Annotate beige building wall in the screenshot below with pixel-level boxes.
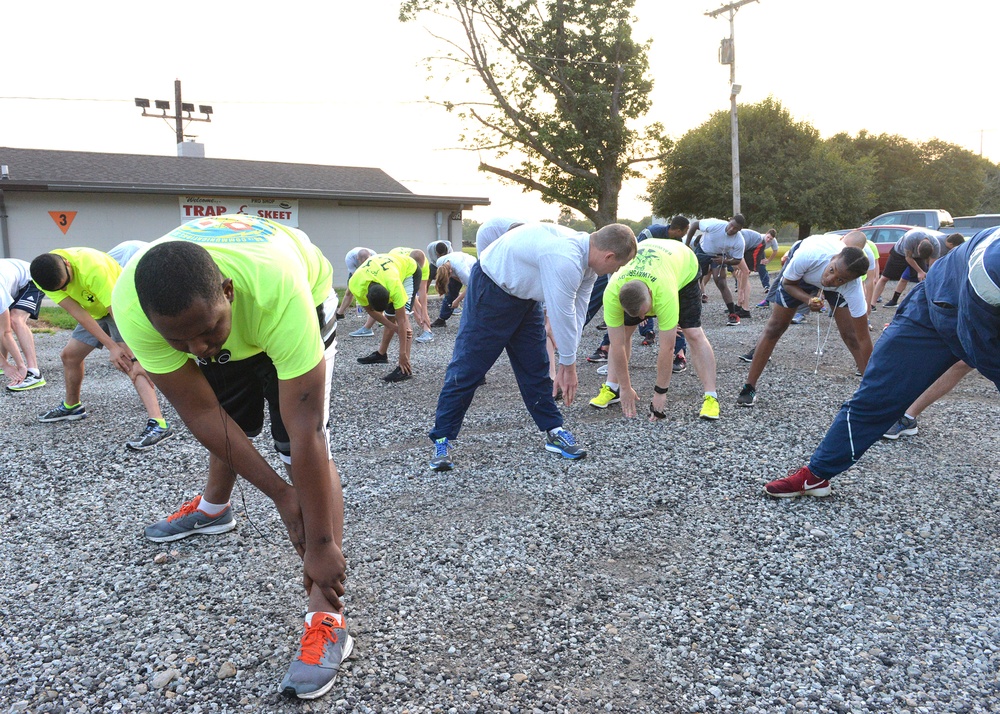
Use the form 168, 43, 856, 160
3, 192, 464, 288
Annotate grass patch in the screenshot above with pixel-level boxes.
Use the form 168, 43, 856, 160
35, 307, 76, 332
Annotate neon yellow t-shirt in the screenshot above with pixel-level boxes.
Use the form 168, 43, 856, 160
112, 215, 333, 379
348, 252, 417, 310
603, 239, 699, 330
390, 247, 429, 282
41, 247, 122, 319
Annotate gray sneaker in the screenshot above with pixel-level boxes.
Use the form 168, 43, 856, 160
414, 330, 434, 343
38, 402, 87, 422
144, 495, 236, 542
281, 612, 354, 700
126, 419, 174, 451
544, 427, 587, 460
883, 415, 918, 440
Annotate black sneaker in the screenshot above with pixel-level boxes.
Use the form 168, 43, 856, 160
738, 349, 755, 363
641, 333, 656, 346
596, 322, 607, 331
358, 350, 388, 365
726, 313, 740, 327
736, 383, 756, 407
884, 298, 899, 307
672, 355, 687, 373
735, 307, 752, 319
586, 348, 608, 363
383, 366, 411, 382
431, 317, 447, 328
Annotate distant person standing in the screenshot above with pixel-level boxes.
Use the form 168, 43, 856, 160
685, 215, 747, 326
736, 235, 871, 407
589, 238, 720, 421
765, 226, 1000, 497
336, 247, 376, 336
430, 250, 477, 327
426, 239, 452, 281
0, 258, 45, 391
872, 228, 943, 307
349, 250, 419, 382
30, 242, 174, 451
428, 223, 637, 471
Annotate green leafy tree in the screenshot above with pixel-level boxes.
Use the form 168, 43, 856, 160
978, 166, 1000, 213
916, 139, 997, 217
462, 218, 481, 246
399, 0, 669, 227
650, 97, 873, 237
828, 131, 923, 220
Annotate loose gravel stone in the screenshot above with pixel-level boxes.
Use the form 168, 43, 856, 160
2, 292, 998, 712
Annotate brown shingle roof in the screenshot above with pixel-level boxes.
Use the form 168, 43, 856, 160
0, 147, 489, 208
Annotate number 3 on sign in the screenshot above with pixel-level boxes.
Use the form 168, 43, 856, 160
48, 210, 78, 235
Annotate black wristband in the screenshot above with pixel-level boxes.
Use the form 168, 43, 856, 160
653, 385, 669, 395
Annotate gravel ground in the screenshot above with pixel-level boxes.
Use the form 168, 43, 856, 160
2, 285, 999, 714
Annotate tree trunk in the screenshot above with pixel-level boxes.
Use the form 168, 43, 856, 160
797, 223, 812, 240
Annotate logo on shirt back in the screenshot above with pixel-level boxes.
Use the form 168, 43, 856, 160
169, 215, 277, 244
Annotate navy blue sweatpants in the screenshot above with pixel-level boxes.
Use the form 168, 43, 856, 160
430, 263, 563, 441
438, 277, 463, 320
808, 284, 961, 478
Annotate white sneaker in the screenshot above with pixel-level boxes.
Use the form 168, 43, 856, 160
7, 372, 46, 392
596, 364, 608, 375
349, 327, 374, 337
414, 330, 434, 343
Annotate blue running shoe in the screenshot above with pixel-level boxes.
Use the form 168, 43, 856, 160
430, 437, 453, 471
545, 428, 587, 460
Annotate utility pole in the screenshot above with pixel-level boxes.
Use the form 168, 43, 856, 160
134, 80, 213, 153
706, 0, 759, 216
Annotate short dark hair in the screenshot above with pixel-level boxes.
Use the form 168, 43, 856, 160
669, 215, 690, 231
731, 213, 746, 228
915, 240, 934, 261
946, 233, 966, 248
766, 229, 777, 237
433, 241, 449, 258
30, 253, 68, 291
367, 283, 390, 313
838, 246, 869, 277
135, 241, 224, 317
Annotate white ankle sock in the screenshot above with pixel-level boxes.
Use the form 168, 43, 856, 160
197, 497, 229, 516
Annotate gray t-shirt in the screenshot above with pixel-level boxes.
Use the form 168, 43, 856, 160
893, 229, 943, 259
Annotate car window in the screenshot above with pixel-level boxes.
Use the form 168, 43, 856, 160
876, 228, 906, 243
972, 216, 1000, 229
871, 213, 900, 225
904, 213, 931, 228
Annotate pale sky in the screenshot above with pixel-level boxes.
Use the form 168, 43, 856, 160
3, 0, 998, 223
